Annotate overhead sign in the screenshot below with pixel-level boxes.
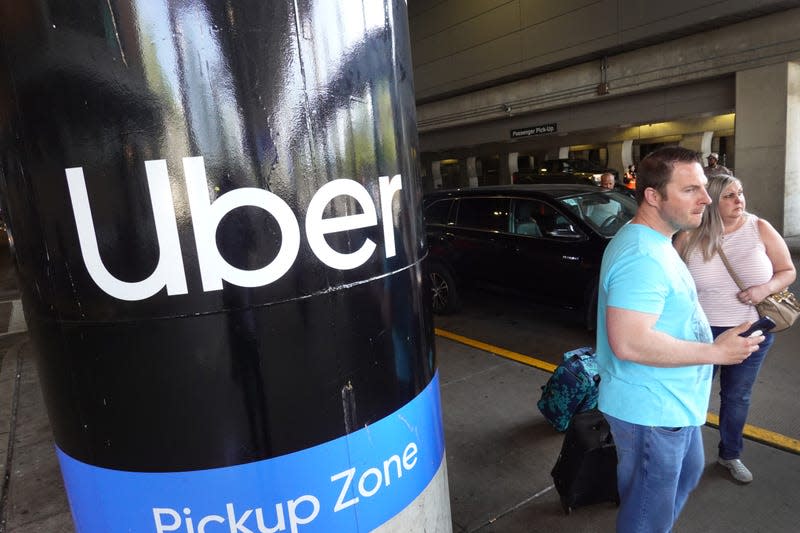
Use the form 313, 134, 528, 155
511, 123, 557, 138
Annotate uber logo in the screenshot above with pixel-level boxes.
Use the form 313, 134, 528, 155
66, 157, 403, 301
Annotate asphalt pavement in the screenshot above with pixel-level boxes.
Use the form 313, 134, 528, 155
2, 238, 800, 532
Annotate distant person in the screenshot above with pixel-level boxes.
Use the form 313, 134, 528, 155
600, 172, 615, 189
675, 174, 795, 483
587, 173, 623, 226
623, 164, 637, 190
596, 147, 762, 532
704, 152, 730, 176
599, 171, 632, 199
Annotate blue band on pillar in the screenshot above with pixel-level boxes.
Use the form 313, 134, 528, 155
58, 372, 445, 533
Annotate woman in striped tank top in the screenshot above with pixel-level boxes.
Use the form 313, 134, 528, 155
674, 174, 795, 484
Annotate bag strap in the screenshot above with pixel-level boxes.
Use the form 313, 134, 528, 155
573, 374, 601, 414
717, 247, 748, 291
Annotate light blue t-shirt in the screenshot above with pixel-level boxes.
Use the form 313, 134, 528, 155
596, 223, 713, 427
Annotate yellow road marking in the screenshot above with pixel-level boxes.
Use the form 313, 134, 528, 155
435, 327, 800, 455
435, 328, 557, 373
705, 413, 800, 455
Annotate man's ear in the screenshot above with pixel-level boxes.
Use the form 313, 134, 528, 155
643, 187, 661, 207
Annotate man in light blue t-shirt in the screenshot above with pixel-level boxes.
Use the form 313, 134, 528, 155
596, 147, 763, 533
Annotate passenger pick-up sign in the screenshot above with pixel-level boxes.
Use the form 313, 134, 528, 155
510, 123, 557, 138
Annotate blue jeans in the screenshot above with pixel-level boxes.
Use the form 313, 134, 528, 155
711, 326, 774, 460
604, 414, 704, 533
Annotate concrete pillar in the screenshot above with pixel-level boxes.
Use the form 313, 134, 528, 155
621, 140, 633, 169
735, 62, 800, 235
607, 141, 625, 177
458, 159, 470, 188
432, 161, 443, 189
679, 132, 707, 155
466, 156, 479, 187
507, 152, 519, 184
498, 153, 510, 184
700, 131, 714, 159
787, 64, 800, 234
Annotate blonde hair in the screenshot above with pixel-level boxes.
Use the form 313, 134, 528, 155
679, 174, 745, 262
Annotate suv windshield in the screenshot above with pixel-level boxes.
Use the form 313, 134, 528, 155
558, 190, 637, 237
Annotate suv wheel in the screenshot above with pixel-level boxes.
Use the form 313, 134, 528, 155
429, 262, 459, 314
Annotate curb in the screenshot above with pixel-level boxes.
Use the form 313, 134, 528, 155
0, 341, 24, 532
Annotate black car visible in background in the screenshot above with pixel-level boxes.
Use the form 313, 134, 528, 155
514, 159, 617, 185
423, 184, 637, 329
512, 170, 596, 185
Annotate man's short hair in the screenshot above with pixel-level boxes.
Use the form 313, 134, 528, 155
636, 147, 702, 204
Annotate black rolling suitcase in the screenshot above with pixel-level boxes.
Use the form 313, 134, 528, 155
551, 409, 619, 514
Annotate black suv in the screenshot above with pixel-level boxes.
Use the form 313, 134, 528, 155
423, 184, 637, 329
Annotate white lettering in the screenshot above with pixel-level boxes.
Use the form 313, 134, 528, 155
198, 514, 225, 533
331, 441, 419, 513
378, 175, 402, 258
226, 503, 254, 533
255, 505, 285, 533
183, 507, 196, 533
403, 442, 418, 470
184, 157, 301, 291
68, 158, 404, 300
153, 507, 182, 533
153, 498, 320, 533
66, 162, 188, 301
358, 467, 382, 497
382, 453, 402, 486
286, 496, 320, 533
305, 179, 377, 270
331, 467, 359, 512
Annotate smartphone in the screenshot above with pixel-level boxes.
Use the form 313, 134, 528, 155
739, 316, 777, 337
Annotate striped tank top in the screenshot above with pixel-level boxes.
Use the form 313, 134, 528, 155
684, 215, 772, 326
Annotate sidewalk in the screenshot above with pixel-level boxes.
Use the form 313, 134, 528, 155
0, 340, 73, 533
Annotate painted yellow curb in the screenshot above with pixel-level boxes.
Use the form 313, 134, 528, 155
705, 413, 800, 455
435, 328, 557, 373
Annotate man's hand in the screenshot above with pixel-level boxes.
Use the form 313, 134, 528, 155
711, 322, 764, 365
606, 307, 762, 367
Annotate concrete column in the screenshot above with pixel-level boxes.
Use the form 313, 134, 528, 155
607, 141, 625, 177
621, 140, 633, 169
458, 159, 470, 188
507, 152, 519, 184
679, 132, 707, 155
787, 63, 800, 234
735, 62, 800, 235
432, 161, 443, 189
500, 152, 513, 184
700, 131, 714, 159
466, 156, 479, 187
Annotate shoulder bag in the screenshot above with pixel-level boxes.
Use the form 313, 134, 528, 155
717, 247, 800, 332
